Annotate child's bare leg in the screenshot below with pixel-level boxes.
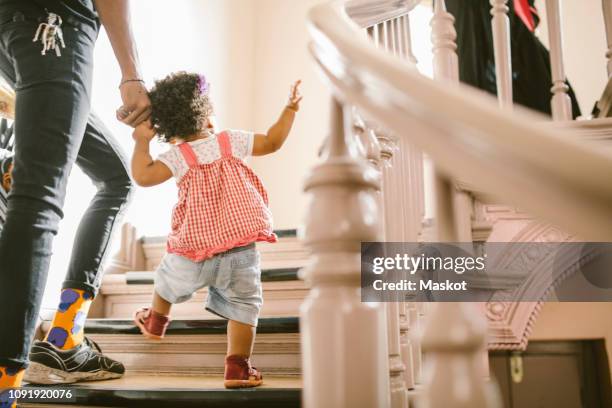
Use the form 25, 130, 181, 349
227, 320, 256, 357
224, 320, 262, 388
152, 291, 172, 316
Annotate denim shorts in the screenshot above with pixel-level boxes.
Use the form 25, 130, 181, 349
155, 244, 263, 327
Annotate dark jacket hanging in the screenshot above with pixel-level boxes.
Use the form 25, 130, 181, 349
445, 0, 581, 119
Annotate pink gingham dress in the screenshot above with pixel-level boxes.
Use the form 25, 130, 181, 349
164, 131, 277, 261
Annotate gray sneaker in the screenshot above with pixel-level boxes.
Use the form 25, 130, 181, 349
24, 337, 125, 384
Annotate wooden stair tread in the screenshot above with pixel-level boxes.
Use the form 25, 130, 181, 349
85, 317, 300, 335
27, 373, 301, 390
23, 373, 301, 407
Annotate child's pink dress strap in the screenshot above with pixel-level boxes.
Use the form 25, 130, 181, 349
178, 143, 199, 168
217, 131, 232, 158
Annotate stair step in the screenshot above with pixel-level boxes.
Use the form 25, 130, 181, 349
96, 276, 307, 319
85, 317, 299, 335
22, 373, 301, 407
124, 267, 300, 285
81, 318, 301, 376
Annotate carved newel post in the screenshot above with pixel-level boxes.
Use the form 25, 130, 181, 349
300, 99, 390, 408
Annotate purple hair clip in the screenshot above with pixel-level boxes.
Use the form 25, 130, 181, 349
197, 74, 210, 95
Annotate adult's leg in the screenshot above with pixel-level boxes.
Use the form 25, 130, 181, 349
44, 113, 133, 349
0, 16, 97, 370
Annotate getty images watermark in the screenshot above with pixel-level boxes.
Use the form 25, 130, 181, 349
361, 242, 612, 302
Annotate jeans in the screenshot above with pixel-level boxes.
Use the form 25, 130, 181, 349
0, 9, 133, 369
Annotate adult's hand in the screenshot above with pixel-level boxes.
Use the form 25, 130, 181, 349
117, 80, 151, 128
93, 0, 150, 128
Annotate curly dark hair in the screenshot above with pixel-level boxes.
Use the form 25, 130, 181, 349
148, 71, 214, 142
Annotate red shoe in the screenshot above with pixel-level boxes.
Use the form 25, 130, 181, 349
224, 355, 263, 389
133, 308, 170, 340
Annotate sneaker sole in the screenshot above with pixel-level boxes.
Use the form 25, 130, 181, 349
24, 362, 123, 385
224, 379, 264, 389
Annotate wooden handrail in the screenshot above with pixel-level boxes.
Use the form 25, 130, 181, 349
345, 0, 421, 28
308, 0, 612, 241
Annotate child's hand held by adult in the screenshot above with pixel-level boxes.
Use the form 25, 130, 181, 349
132, 120, 156, 143
117, 79, 152, 128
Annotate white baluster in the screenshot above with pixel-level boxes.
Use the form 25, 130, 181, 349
407, 303, 422, 384
400, 15, 418, 64
373, 121, 422, 398
380, 130, 410, 407
545, 0, 573, 121
385, 19, 396, 53
399, 303, 415, 390
367, 25, 375, 40
378, 21, 387, 51
366, 103, 426, 398
392, 18, 402, 57
301, 99, 389, 408
490, 0, 513, 108
398, 139, 426, 334
431, 0, 459, 82
382, 128, 423, 393
412, 147, 425, 236
420, 175, 500, 407
602, 0, 612, 77
420, 303, 499, 408
356, 115, 408, 408
372, 23, 380, 45
431, 0, 473, 242
387, 300, 409, 408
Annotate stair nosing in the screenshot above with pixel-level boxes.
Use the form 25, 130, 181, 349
22, 385, 301, 408
85, 317, 300, 336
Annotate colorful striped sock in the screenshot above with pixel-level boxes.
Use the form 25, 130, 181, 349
44, 288, 93, 350
0, 366, 24, 408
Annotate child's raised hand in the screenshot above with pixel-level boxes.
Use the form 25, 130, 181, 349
287, 80, 303, 112
133, 119, 157, 143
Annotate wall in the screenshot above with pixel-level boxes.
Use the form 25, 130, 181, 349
531, 302, 612, 376
249, 2, 437, 228
248, 0, 330, 230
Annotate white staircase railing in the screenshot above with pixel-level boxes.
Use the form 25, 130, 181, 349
302, 0, 612, 407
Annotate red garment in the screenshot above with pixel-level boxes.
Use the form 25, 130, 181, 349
167, 131, 276, 261
514, 0, 537, 32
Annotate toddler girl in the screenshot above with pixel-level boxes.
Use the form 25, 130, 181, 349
130, 72, 301, 388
